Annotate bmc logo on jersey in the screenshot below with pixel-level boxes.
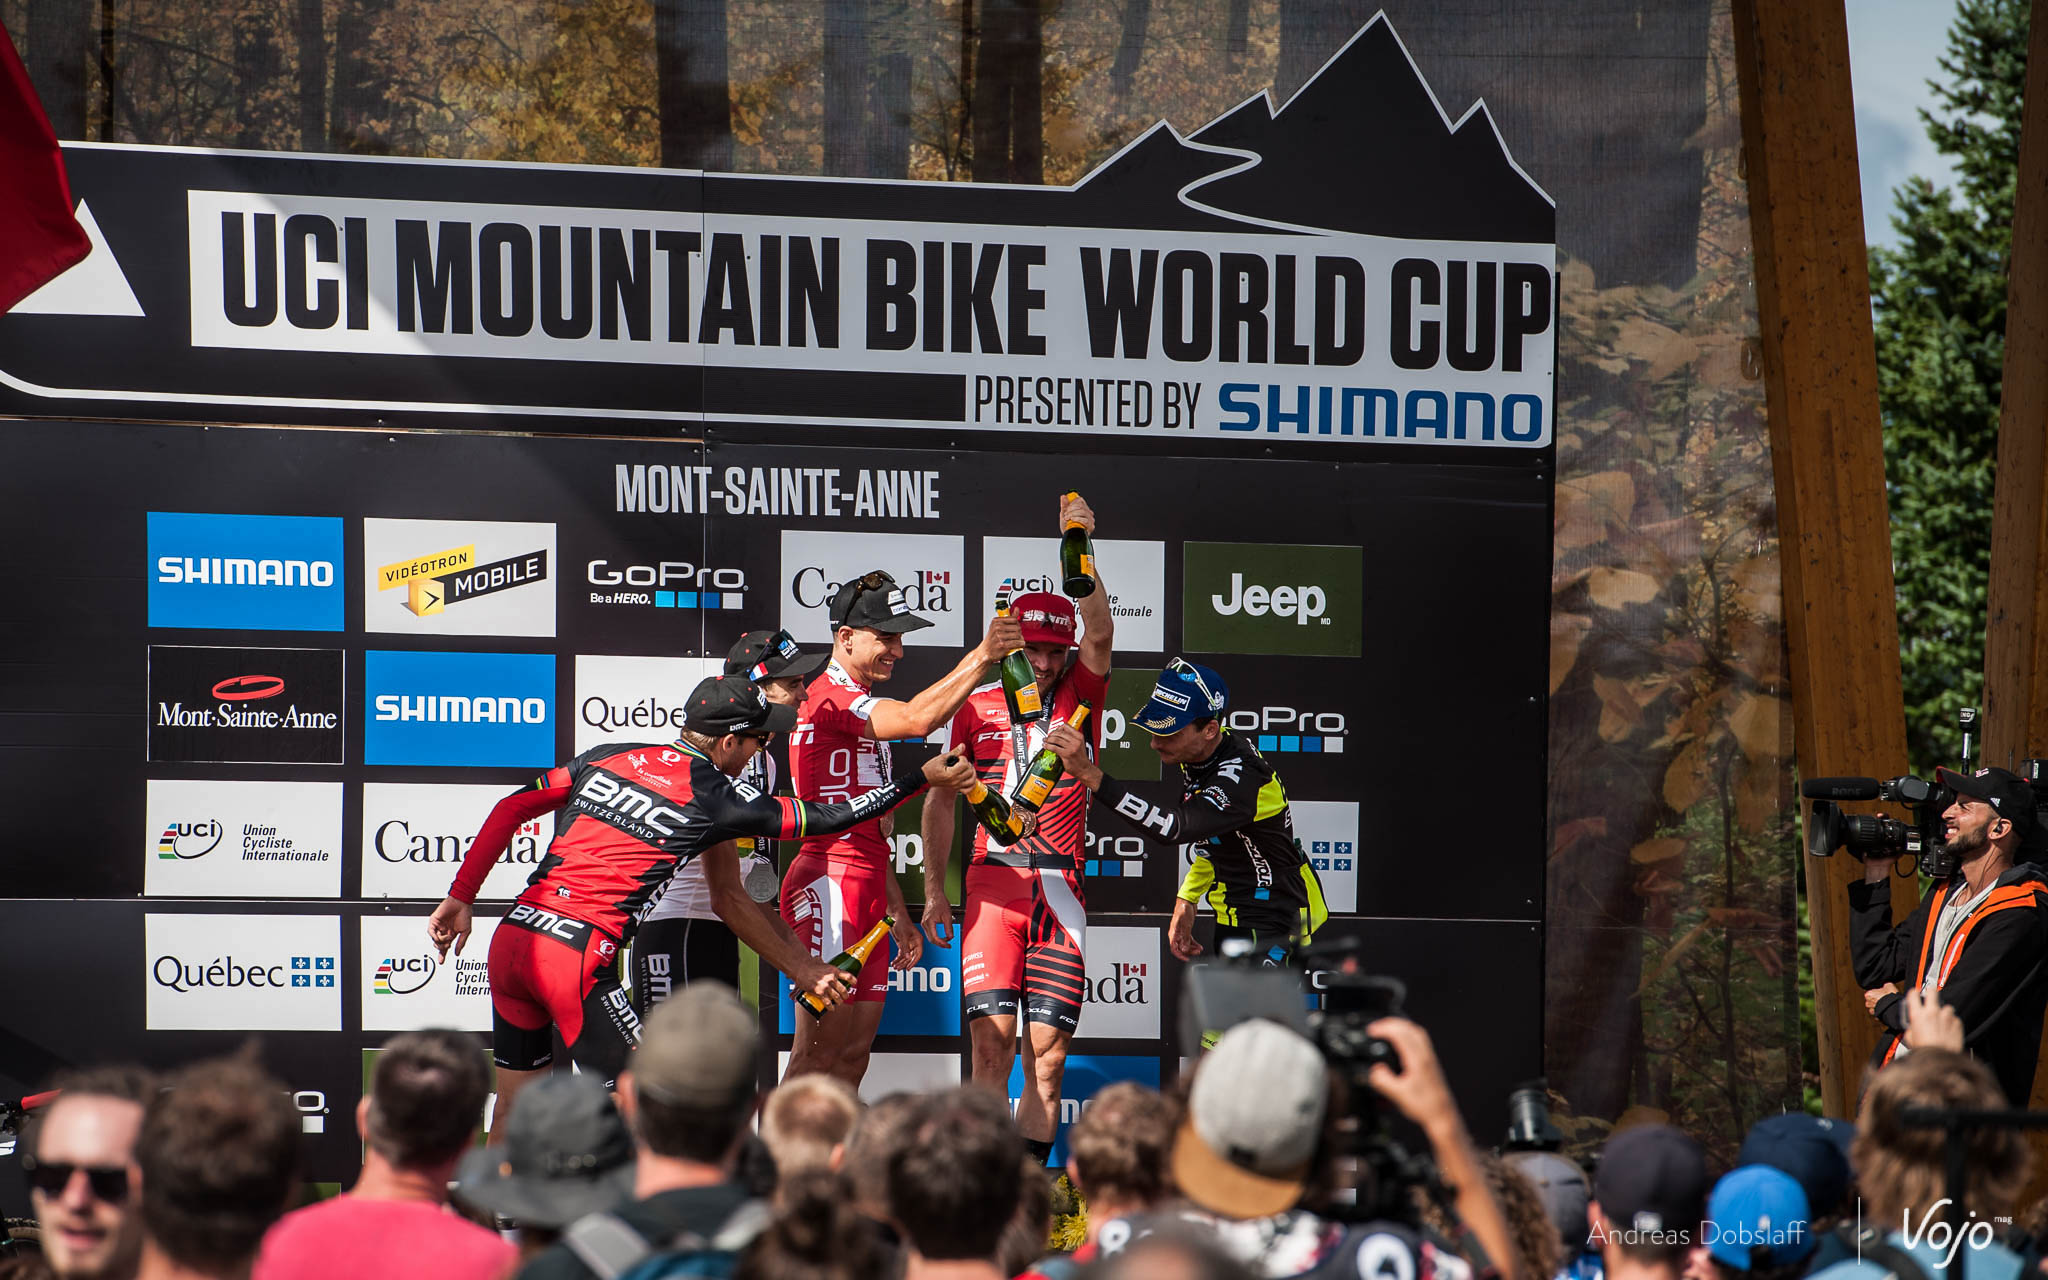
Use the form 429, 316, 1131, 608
571, 770, 690, 841
365, 650, 555, 767
148, 512, 345, 632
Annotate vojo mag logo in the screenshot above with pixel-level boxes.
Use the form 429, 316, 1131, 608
586, 557, 748, 612
1182, 542, 1362, 658
147, 512, 344, 631
363, 518, 557, 638
365, 650, 556, 767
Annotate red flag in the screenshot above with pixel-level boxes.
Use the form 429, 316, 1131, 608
0, 20, 89, 313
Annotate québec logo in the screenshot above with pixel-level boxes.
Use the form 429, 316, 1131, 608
157, 819, 223, 860
1307, 839, 1356, 875
587, 559, 747, 611
152, 953, 334, 992
373, 954, 436, 995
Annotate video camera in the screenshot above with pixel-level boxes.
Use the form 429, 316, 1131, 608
1179, 936, 1433, 1223
1801, 708, 2048, 877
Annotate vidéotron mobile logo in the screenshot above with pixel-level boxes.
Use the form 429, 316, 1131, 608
363, 519, 557, 638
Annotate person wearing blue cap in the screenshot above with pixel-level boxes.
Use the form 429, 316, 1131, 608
1701, 1166, 1814, 1280
1046, 657, 1327, 966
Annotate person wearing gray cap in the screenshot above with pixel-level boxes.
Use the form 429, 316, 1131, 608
453, 1075, 635, 1265
1094, 1017, 1515, 1280
518, 983, 771, 1280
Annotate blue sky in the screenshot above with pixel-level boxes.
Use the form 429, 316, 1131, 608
1845, 0, 1963, 248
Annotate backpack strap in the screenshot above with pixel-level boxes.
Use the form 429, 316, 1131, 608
708, 1199, 774, 1253
1830, 1224, 1932, 1280
565, 1212, 658, 1280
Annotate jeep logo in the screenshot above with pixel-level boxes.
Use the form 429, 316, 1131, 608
1211, 573, 1327, 625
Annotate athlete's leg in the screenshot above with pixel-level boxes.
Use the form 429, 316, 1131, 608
567, 976, 641, 1089
485, 924, 556, 1145
781, 855, 844, 1080
631, 915, 687, 1016
968, 1013, 1020, 1089
961, 865, 1029, 1092
487, 1067, 546, 1143
827, 1001, 887, 1087
1015, 1021, 1072, 1154
681, 916, 743, 991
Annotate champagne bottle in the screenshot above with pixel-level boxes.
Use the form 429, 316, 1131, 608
963, 777, 1026, 846
994, 587, 1045, 722
1012, 704, 1091, 814
1060, 493, 1097, 599
793, 914, 894, 1018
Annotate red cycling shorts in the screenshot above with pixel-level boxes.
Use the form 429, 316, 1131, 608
487, 900, 639, 1084
962, 864, 1088, 1033
779, 853, 891, 1003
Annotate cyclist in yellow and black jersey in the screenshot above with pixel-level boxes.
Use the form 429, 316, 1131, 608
1044, 658, 1328, 968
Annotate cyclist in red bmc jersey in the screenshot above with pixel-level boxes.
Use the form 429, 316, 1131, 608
781, 572, 1019, 1086
426, 675, 946, 1135
921, 493, 1111, 1166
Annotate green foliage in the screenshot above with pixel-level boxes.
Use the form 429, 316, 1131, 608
1871, 0, 2029, 770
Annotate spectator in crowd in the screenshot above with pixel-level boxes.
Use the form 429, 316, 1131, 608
518, 982, 769, 1280
1807, 1050, 2031, 1280
1456, 1155, 1562, 1280
763, 1076, 862, 1185
1065, 1084, 1178, 1255
453, 1074, 636, 1265
1695, 1166, 1811, 1280
1732, 1114, 1853, 1226
736, 1170, 893, 1280
998, 1154, 1054, 1279
1100, 1018, 1514, 1280
254, 1031, 508, 1280
132, 1056, 299, 1280
842, 1094, 923, 1239
1587, 1126, 1709, 1280
1082, 1231, 1255, 1280
887, 1088, 1026, 1280
23, 1067, 154, 1280
1501, 1152, 1594, 1280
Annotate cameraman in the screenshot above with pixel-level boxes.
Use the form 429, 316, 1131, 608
1849, 766, 2048, 1103
1093, 1017, 1517, 1280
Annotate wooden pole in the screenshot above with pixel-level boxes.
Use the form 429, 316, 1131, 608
1985, 0, 2048, 1125
1732, 0, 1915, 1119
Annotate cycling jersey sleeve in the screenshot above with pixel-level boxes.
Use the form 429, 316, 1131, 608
449, 766, 572, 904
810, 690, 883, 740
1068, 660, 1110, 708
1092, 773, 1251, 845
705, 768, 928, 844
1178, 850, 1218, 904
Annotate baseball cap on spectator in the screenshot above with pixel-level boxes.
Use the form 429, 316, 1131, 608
1008, 591, 1077, 647
1735, 1114, 1853, 1218
454, 1075, 634, 1228
827, 571, 933, 635
1170, 1019, 1326, 1219
1705, 1166, 1814, 1270
1504, 1151, 1593, 1251
726, 629, 827, 681
1594, 1125, 1709, 1238
634, 982, 761, 1110
1935, 767, 2037, 822
684, 675, 798, 736
1135, 659, 1229, 735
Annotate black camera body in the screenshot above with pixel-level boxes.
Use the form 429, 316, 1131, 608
1802, 773, 1957, 873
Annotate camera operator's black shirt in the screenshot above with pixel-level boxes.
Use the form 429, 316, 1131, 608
1092, 730, 1327, 938
1848, 864, 2048, 1102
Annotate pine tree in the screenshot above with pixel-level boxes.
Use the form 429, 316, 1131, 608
1871, 0, 2028, 770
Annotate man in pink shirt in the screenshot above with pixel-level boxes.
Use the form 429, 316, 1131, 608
254, 1030, 512, 1280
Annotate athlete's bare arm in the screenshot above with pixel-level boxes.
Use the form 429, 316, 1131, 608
702, 841, 852, 1006
863, 613, 1021, 742
1064, 492, 1114, 679
921, 792, 958, 947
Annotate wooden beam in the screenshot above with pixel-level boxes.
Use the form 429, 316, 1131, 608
1732, 0, 1915, 1118
1986, 0, 2048, 1125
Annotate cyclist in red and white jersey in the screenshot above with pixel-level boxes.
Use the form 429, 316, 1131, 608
921, 493, 1111, 1165
782, 572, 1018, 1085
426, 675, 950, 1135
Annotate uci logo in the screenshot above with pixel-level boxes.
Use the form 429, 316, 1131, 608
158, 819, 223, 860
373, 954, 436, 995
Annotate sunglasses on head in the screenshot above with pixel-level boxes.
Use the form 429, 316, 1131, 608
23, 1155, 130, 1203
1166, 656, 1217, 709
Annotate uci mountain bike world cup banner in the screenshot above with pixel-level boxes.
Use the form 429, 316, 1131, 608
0, 17, 1555, 446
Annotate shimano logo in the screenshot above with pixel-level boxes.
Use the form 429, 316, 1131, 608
1210, 574, 1328, 626
158, 556, 334, 587
887, 964, 953, 994
374, 694, 548, 723
152, 953, 334, 992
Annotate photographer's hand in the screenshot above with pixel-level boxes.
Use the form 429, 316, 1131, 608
1902, 986, 1965, 1051
1367, 1018, 1519, 1280
1864, 981, 1899, 1015
1864, 854, 1898, 884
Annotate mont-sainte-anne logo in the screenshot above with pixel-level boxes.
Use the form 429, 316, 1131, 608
6, 15, 1554, 448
